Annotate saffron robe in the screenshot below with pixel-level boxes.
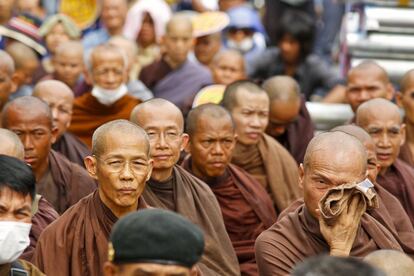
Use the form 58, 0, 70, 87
44, 150, 96, 214
68, 92, 141, 147
142, 165, 241, 276
271, 97, 314, 164
182, 159, 277, 276
139, 58, 212, 114
377, 158, 414, 225
21, 196, 59, 261
52, 132, 91, 168
231, 134, 301, 213
255, 204, 404, 275
32, 191, 148, 276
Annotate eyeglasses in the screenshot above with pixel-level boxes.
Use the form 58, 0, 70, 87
95, 156, 149, 173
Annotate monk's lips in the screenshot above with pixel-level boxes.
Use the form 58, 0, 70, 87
318, 178, 379, 226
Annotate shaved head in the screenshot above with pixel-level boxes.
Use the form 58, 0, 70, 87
86, 44, 127, 73
400, 69, 414, 94
212, 50, 244, 67
364, 250, 414, 276
0, 128, 24, 160
33, 80, 74, 100
131, 99, 184, 131
331, 125, 372, 145
262, 76, 301, 102
348, 61, 389, 84
304, 131, 367, 173
92, 119, 150, 157
186, 104, 234, 136
211, 50, 245, 85
221, 80, 267, 111
2, 96, 53, 128
55, 40, 83, 57
356, 98, 401, 127
5, 42, 38, 70
166, 14, 193, 35
0, 49, 15, 76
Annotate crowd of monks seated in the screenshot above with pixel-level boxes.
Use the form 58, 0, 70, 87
2, 3, 414, 276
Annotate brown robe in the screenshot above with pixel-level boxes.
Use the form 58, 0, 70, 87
52, 132, 91, 168
255, 204, 404, 275
231, 134, 301, 213
68, 92, 141, 147
182, 159, 277, 276
32, 190, 148, 276
45, 150, 97, 214
271, 97, 315, 164
142, 165, 241, 276
377, 158, 414, 225
21, 196, 59, 261
399, 142, 414, 167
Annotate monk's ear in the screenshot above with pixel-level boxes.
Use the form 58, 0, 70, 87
102, 261, 116, 276
298, 163, 305, 190
83, 68, 93, 85
396, 91, 404, 108
184, 139, 191, 154
84, 155, 98, 179
400, 123, 406, 146
180, 133, 190, 151
386, 83, 395, 100
189, 266, 198, 276
145, 159, 153, 182
50, 125, 59, 144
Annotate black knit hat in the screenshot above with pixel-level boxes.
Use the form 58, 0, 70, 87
108, 209, 205, 268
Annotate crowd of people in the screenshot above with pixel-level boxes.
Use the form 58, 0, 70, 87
0, 0, 414, 275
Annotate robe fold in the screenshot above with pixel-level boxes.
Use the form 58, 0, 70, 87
255, 204, 404, 275
52, 132, 91, 168
182, 159, 277, 276
21, 196, 59, 261
377, 158, 414, 225
68, 92, 141, 147
47, 150, 97, 214
272, 97, 314, 164
142, 165, 241, 276
232, 134, 301, 213
33, 191, 148, 276
139, 58, 212, 114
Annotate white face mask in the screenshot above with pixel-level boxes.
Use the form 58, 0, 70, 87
227, 38, 254, 53
0, 221, 31, 264
91, 84, 128, 106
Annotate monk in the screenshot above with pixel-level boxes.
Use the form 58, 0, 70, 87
262, 76, 315, 164
40, 41, 85, 94
211, 50, 246, 86
0, 50, 16, 122
195, 32, 222, 67
69, 44, 141, 147
221, 80, 300, 213
139, 15, 212, 114
346, 61, 393, 119
2, 96, 96, 214
356, 98, 414, 225
33, 120, 152, 276
364, 250, 414, 276
32, 80, 91, 167
0, 128, 59, 260
182, 104, 276, 275
255, 132, 406, 275
397, 69, 414, 166
130, 99, 240, 276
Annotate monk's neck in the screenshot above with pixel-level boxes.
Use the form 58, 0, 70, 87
98, 189, 138, 218
190, 162, 229, 186
151, 167, 174, 183
106, 26, 123, 36
379, 165, 391, 176
164, 55, 186, 70
35, 157, 50, 182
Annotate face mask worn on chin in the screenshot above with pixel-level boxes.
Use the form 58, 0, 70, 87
91, 84, 128, 106
0, 221, 31, 264
227, 38, 254, 54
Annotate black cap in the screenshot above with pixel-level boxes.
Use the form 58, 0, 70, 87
109, 209, 205, 268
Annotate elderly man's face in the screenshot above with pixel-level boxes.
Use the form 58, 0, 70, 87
104, 262, 192, 276
102, 0, 127, 31
0, 186, 32, 223
6, 109, 56, 173
53, 50, 84, 88
45, 23, 71, 55
163, 22, 193, 66
195, 35, 221, 66
36, 90, 73, 140
230, 89, 269, 145
211, 54, 244, 85
359, 112, 405, 172
347, 70, 392, 113
90, 132, 152, 210
266, 98, 301, 138
188, 116, 236, 179
398, 84, 414, 125
0, 65, 14, 110
91, 52, 126, 90
300, 148, 366, 219
139, 108, 187, 173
